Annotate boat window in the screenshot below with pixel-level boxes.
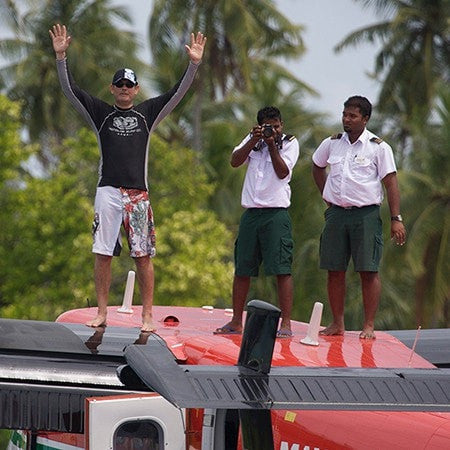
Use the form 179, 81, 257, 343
113, 420, 162, 450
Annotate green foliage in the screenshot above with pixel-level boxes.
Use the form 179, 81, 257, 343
155, 210, 234, 306
150, 0, 305, 100
0, 96, 32, 184
288, 158, 328, 320
0, 127, 97, 320
148, 135, 214, 218
148, 135, 234, 306
400, 86, 450, 327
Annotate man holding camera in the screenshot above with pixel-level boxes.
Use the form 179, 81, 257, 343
215, 106, 299, 337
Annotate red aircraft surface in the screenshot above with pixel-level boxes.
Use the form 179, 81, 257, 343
1, 277, 449, 449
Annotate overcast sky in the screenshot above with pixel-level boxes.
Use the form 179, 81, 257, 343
114, 0, 384, 119
276, 0, 382, 118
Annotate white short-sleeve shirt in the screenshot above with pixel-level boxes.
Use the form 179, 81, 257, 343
234, 134, 299, 208
312, 129, 397, 208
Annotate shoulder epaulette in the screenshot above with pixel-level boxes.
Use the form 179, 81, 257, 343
370, 136, 383, 144
283, 134, 296, 141
330, 133, 342, 140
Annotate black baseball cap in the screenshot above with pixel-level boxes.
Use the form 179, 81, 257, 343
112, 68, 138, 86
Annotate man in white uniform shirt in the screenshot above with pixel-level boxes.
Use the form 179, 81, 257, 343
312, 96, 406, 339
215, 106, 299, 337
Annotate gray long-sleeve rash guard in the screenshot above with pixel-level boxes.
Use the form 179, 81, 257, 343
57, 59, 199, 191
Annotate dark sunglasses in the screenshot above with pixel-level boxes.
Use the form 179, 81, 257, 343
114, 81, 135, 88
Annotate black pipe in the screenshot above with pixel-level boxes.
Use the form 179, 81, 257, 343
238, 299, 280, 374
238, 300, 280, 450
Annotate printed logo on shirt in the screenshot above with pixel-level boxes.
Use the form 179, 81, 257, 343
112, 116, 139, 132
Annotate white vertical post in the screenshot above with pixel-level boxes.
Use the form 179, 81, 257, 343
117, 270, 135, 314
300, 302, 323, 346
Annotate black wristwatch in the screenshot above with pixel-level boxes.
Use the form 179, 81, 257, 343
391, 214, 403, 222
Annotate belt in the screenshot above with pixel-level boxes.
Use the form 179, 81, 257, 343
331, 204, 378, 210
247, 207, 286, 211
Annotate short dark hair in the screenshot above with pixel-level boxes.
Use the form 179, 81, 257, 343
257, 106, 282, 125
344, 96, 372, 119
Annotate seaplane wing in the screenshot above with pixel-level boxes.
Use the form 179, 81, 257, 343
0, 315, 449, 435
123, 339, 450, 412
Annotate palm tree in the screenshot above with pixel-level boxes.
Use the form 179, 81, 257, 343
0, 0, 145, 165
148, 0, 307, 150
402, 85, 450, 327
334, 0, 450, 158
150, 0, 304, 97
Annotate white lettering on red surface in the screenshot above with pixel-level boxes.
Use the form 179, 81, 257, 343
280, 443, 321, 450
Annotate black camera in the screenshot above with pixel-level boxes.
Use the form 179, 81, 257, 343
261, 123, 275, 138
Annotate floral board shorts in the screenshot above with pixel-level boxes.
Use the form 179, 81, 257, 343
92, 186, 156, 258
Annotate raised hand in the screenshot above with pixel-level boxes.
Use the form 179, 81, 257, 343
49, 24, 71, 59
185, 31, 207, 64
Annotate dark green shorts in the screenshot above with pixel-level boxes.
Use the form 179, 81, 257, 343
235, 208, 294, 277
319, 204, 383, 272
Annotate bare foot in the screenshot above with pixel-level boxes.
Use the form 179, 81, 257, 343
141, 316, 156, 333
359, 327, 376, 339
86, 314, 107, 328
319, 323, 345, 336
